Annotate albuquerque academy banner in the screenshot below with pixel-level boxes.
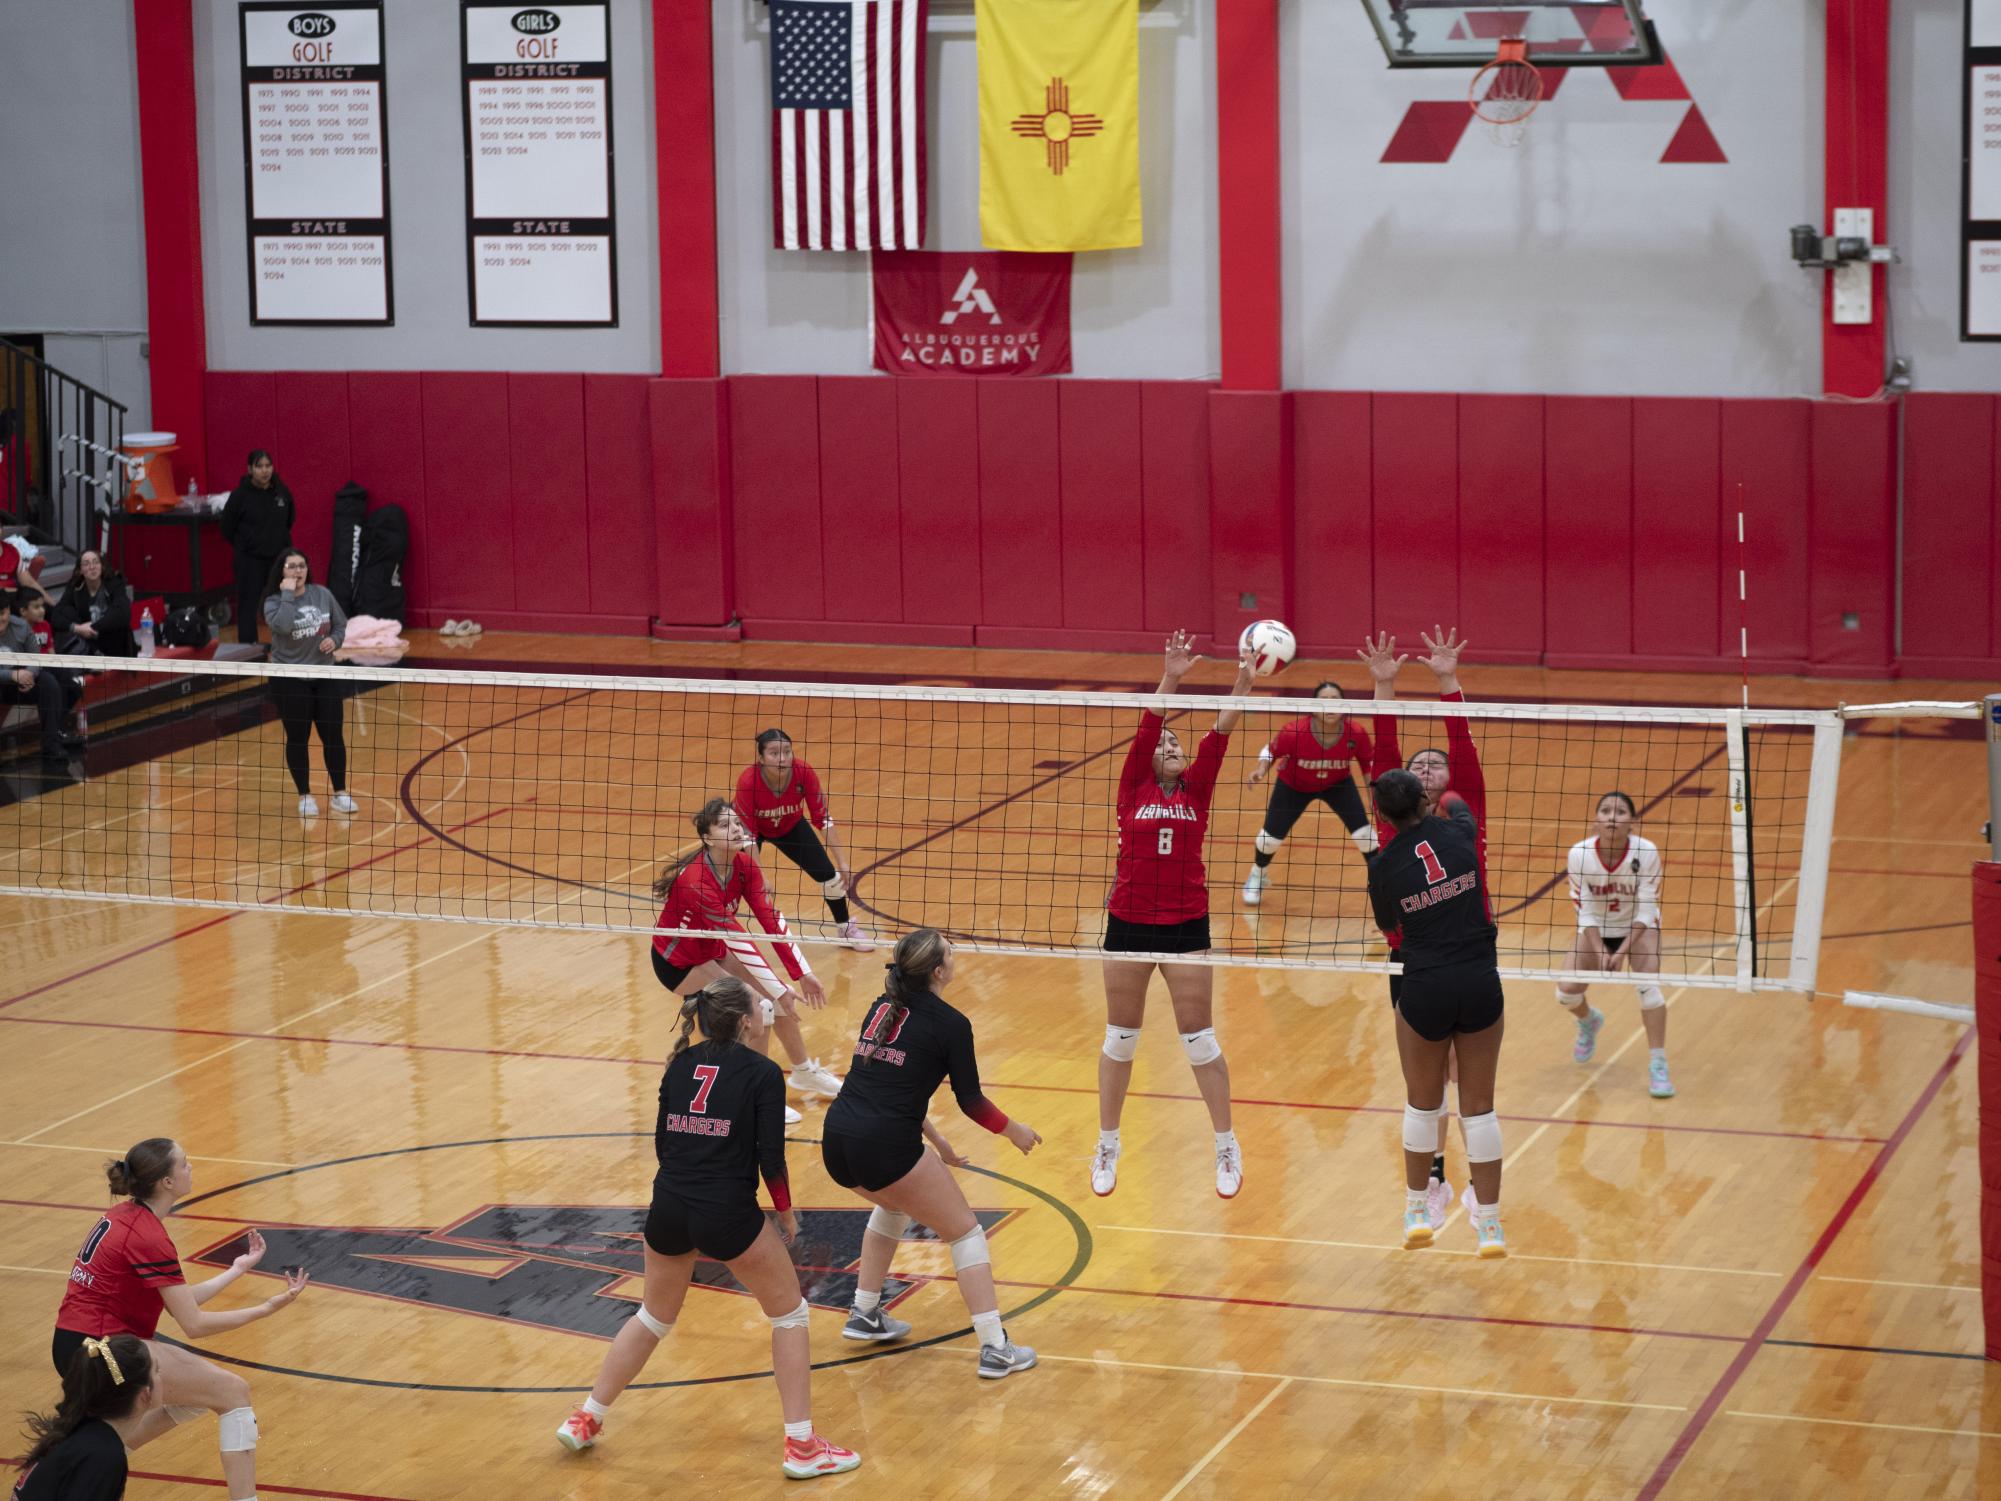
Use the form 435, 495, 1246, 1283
872, 251, 1072, 375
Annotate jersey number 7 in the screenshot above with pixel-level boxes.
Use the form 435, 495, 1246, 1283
689, 1064, 720, 1114
1414, 840, 1446, 885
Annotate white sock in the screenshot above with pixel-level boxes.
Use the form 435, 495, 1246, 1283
784, 1419, 814, 1443
1214, 1129, 1237, 1152
1405, 1187, 1428, 1214
1473, 1196, 1501, 1222
583, 1396, 611, 1418
1649, 1047, 1668, 1064
972, 1310, 1005, 1349
1098, 1129, 1120, 1151
852, 1288, 881, 1316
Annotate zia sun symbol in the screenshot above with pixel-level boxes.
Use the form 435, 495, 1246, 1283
1009, 77, 1105, 176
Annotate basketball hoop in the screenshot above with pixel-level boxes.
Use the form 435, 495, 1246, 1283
1470, 38, 1543, 147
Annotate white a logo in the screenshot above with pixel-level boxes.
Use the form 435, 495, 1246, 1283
939, 268, 1001, 326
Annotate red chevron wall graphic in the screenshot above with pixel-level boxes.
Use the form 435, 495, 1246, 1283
1380, 39, 1727, 164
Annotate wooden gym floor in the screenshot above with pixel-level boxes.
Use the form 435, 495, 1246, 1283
0, 634, 1992, 1500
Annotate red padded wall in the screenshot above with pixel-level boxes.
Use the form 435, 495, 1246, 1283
1371, 393, 1458, 635
896, 381, 980, 629
1807, 402, 1895, 673
1543, 397, 1633, 664
1207, 389, 1291, 645
1719, 400, 1811, 668
729, 376, 824, 621
1290, 391, 1371, 653
347, 373, 427, 610
1901, 394, 1997, 673
650, 378, 732, 628
1058, 382, 1145, 632
1631, 398, 1720, 664
508, 375, 588, 608
976, 381, 1061, 630
420, 373, 515, 614
1139, 382, 1213, 634
1456, 395, 1543, 659
582, 375, 656, 622
204, 372, 276, 494
817, 378, 903, 624
271, 373, 351, 567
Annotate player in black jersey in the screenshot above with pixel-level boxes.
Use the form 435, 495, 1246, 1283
1368, 768, 1509, 1259
556, 978, 860, 1480
821, 928, 1044, 1380
14, 1334, 157, 1501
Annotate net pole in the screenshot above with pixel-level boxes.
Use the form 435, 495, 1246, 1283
1786, 717, 1844, 994
1725, 708, 1755, 991
1736, 500, 1750, 711
1987, 693, 2001, 861
1976, 858, 2001, 1360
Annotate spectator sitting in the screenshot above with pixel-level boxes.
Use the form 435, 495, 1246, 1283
0, 533, 53, 608
51, 550, 135, 656
19, 591, 55, 654
0, 589, 83, 767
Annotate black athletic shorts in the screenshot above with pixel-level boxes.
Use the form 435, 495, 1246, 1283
759, 822, 838, 884
50, 1326, 87, 1377
1103, 913, 1211, 955
644, 1180, 766, 1262
821, 1129, 924, 1194
1261, 777, 1368, 842
651, 945, 694, 993
1394, 963, 1505, 1043
1600, 931, 1628, 955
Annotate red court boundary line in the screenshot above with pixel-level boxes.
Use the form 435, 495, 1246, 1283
0, 1012, 1887, 1146
0, 1457, 414, 1501
1633, 1025, 1974, 1501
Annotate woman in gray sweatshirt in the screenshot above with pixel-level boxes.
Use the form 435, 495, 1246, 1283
262, 548, 353, 817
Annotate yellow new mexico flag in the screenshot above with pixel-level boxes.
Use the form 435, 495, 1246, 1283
977, 0, 1141, 252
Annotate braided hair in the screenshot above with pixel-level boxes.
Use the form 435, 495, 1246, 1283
671, 976, 758, 1060
19, 1333, 152, 1466
869, 928, 949, 1065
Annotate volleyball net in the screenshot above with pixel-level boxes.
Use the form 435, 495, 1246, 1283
0, 651, 1924, 993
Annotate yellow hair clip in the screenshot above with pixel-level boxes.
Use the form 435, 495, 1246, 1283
81, 1336, 124, 1385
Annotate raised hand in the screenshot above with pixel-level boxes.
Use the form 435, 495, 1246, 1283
1418, 626, 1467, 681
1356, 632, 1406, 684
1162, 629, 1201, 681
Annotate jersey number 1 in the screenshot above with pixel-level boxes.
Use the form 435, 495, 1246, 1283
689, 1064, 720, 1114
1415, 840, 1446, 885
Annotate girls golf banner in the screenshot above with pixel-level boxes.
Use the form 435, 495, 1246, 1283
871, 251, 1072, 375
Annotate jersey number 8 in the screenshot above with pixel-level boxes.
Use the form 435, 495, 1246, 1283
1157, 828, 1174, 856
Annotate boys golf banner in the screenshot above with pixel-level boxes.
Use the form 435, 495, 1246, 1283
871, 250, 1073, 375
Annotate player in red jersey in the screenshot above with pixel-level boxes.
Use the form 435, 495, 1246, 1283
1241, 681, 1378, 905
652, 797, 836, 1119
735, 728, 874, 952
1360, 627, 1484, 1233
1093, 630, 1256, 1202
51, 1139, 307, 1501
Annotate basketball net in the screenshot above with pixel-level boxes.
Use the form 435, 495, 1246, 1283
1470, 38, 1543, 147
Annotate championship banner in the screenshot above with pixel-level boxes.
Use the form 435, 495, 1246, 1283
872, 251, 1072, 375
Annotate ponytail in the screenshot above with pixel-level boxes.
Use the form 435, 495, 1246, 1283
19, 1333, 152, 1466
870, 928, 949, 1065
671, 977, 757, 1058
105, 1138, 176, 1201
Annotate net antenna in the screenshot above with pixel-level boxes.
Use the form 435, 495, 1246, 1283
1470, 37, 1543, 146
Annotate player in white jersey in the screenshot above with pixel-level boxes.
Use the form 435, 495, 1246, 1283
1557, 792, 1673, 1098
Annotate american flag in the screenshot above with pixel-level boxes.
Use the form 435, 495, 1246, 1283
771, 0, 927, 252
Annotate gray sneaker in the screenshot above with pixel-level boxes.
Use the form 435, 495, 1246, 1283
841, 1305, 911, 1343
976, 1337, 1037, 1379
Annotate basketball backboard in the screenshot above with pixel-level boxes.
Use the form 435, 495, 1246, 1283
1358, 0, 1661, 68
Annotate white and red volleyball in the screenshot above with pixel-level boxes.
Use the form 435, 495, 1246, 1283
1238, 619, 1297, 678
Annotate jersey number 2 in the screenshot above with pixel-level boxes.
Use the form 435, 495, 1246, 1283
689, 1064, 720, 1115
1414, 840, 1446, 885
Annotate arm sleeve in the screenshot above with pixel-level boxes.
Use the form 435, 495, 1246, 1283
801, 763, 831, 827
732, 766, 757, 828
1439, 690, 1487, 827
132, 1221, 184, 1287
1567, 843, 1594, 930
1350, 720, 1373, 770
738, 859, 809, 980
946, 1015, 1009, 1133
1369, 714, 1401, 778
1636, 844, 1664, 929
756, 1066, 791, 1212
263, 592, 293, 630
1119, 710, 1166, 806
1185, 728, 1230, 802
1367, 861, 1402, 940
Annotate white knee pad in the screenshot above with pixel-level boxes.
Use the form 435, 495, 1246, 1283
866, 1205, 911, 1241
1254, 829, 1282, 856
1102, 1024, 1140, 1063
948, 1224, 992, 1272
164, 1405, 204, 1427
821, 875, 847, 903
217, 1406, 259, 1453
1402, 1102, 1444, 1153
1179, 1027, 1222, 1067
1460, 1111, 1503, 1164
1352, 823, 1379, 854
769, 1298, 811, 1330
634, 1304, 673, 1338
1637, 983, 1666, 1011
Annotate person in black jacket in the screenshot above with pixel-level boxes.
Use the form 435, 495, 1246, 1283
554, 977, 861, 1481
218, 450, 293, 645
13, 1332, 158, 1500
1369, 767, 1508, 1259
50, 551, 134, 657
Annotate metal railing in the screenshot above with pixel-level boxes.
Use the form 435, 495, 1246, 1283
0, 335, 128, 556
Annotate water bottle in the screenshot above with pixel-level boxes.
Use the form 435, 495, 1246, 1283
137, 608, 155, 657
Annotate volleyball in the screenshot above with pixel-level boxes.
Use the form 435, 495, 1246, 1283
1238, 619, 1297, 677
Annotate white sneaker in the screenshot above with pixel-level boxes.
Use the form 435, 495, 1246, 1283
1215, 1140, 1243, 1199
442, 619, 462, 636
1089, 1140, 1120, 1197
331, 792, 358, 814
784, 1104, 802, 1126
837, 919, 876, 953
1462, 1185, 1508, 1259
1425, 1175, 1454, 1232
788, 1057, 843, 1098
555, 1408, 602, 1451
298, 795, 319, 817
1241, 867, 1269, 905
